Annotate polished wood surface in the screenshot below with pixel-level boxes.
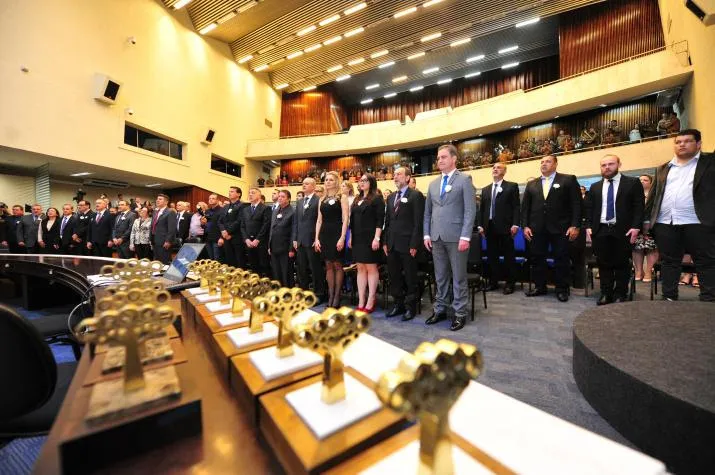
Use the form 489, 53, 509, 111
164, 185, 228, 208
280, 85, 348, 137
559, 0, 665, 77
210, 329, 278, 382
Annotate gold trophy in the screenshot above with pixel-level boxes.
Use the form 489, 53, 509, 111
375, 339, 483, 475
99, 258, 164, 282
235, 277, 280, 331
251, 288, 317, 356
293, 307, 370, 404
188, 259, 220, 290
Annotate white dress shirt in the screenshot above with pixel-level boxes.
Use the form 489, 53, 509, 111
489, 179, 504, 220
600, 173, 621, 224
425, 169, 470, 241
656, 153, 701, 225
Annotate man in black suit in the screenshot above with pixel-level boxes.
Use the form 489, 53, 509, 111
521, 155, 582, 302
5, 205, 25, 254
383, 167, 424, 321
241, 187, 271, 276
292, 177, 326, 302
644, 129, 715, 301
269, 190, 295, 286
58, 203, 78, 254
73, 200, 93, 255
16, 204, 44, 254
219, 187, 247, 267
585, 155, 644, 305
203, 194, 223, 261
175, 201, 191, 245
478, 163, 521, 294
87, 198, 114, 257
112, 200, 136, 259
150, 193, 177, 264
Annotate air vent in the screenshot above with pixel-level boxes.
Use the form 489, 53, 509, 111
83, 178, 129, 189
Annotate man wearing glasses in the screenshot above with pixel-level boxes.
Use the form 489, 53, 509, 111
644, 129, 715, 301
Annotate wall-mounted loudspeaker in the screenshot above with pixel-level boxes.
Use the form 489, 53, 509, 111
201, 128, 216, 145
685, 0, 715, 26
93, 73, 122, 105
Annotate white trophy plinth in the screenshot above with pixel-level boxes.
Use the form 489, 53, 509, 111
196, 292, 220, 303
205, 299, 233, 314
227, 323, 278, 349
249, 345, 322, 381
187, 287, 209, 296
359, 440, 492, 475
214, 309, 251, 328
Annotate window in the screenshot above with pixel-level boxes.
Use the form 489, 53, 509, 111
124, 123, 183, 160
211, 154, 242, 178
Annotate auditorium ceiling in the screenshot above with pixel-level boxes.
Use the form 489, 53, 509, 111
163, 0, 603, 100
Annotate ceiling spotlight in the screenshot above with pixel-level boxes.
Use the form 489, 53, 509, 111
422, 0, 444, 6
423, 66, 439, 74
379, 61, 395, 69
498, 45, 519, 54
344, 27, 364, 37
319, 14, 340, 26
344, 3, 367, 15
450, 38, 471, 47
371, 50, 389, 58
421, 32, 442, 42
254, 64, 269, 72
173, 0, 193, 9
384, 92, 397, 98
238, 55, 253, 64
600, 104, 608, 107
516, 17, 540, 28
347, 57, 365, 65
409, 85, 424, 92
70, 172, 92, 177
286, 51, 304, 59
297, 25, 316, 36
464, 71, 481, 78
327, 65, 343, 72
501, 62, 519, 69
437, 78, 452, 84
145, 183, 163, 187
408, 52, 426, 60
392, 75, 408, 83
394, 7, 417, 18
361, 98, 373, 104
303, 85, 317, 91
336, 74, 351, 81
510, 125, 522, 129
323, 35, 342, 45
304, 44, 322, 52
366, 83, 380, 90
199, 23, 217, 35
466, 54, 485, 62
554, 115, 560, 118
275, 83, 289, 90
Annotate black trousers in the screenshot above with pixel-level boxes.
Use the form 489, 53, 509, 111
223, 236, 247, 268
386, 248, 419, 311
247, 244, 270, 276
653, 223, 715, 301
592, 225, 632, 298
271, 251, 294, 287
296, 244, 325, 297
92, 242, 113, 258
486, 225, 517, 286
116, 242, 132, 259
153, 243, 171, 264
135, 244, 151, 260
530, 230, 570, 291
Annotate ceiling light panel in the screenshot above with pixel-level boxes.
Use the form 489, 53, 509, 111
498, 45, 519, 54
394, 7, 417, 19
347, 57, 365, 65
423, 67, 439, 74
516, 17, 540, 28
365, 83, 380, 90
466, 54, 485, 62
336, 74, 351, 81
304, 44, 322, 52
378, 61, 395, 69
450, 38, 471, 47
286, 51, 304, 59
410, 85, 424, 92
344, 27, 364, 37
384, 92, 397, 98
319, 14, 340, 26
422, 0, 445, 7
408, 52, 426, 60
361, 98, 373, 104
326, 65, 343, 72
172, 0, 192, 9
421, 32, 442, 42
370, 50, 389, 59
323, 35, 342, 45
297, 25, 316, 36
392, 75, 408, 83
344, 3, 367, 15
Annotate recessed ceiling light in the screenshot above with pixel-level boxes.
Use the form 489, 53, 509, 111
297, 25, 316, 36
271, 58, 285, 66
303, 85, 317, 91
501, 62, 519, 69
323, 35, 342, 45
319, 14, 340, 26
554, 115, 560, 118
238, 55, 253, 64
199, 23, 217, 35
371, 50, 389, 59
394, 7, 417, 18
365, 83, 380, 90
379, 61, 395, 69
327, 65, 343, 72
466, 54, 485, 62
347, 57, 365, 65
450, 38, 471, 47
361, 98, 373, 104
344, 27, 364, 37
286, 51, 304, 59
408, 52, 426, 60
275, 83, 289, 90
516, 17, 540, 28
423, 66, 439, 74
421, 32, 442, 42
70, 172, 92, 177
304, 44, 322, 52
600, 103, 607, 107
336, 74, 351, 81
344, 3, 367, 15
498, 45, 519, 54
409, 85, 424, 92
145, 183, 163, 187
384, 92, 397, 98
437, 78, 452, 84
254, 64, 269, 72
173, 0, 192, 9
510, 125, 522, 129
465, 71, 481, 78
392, 75, 408, 83
423, 0, 444, 6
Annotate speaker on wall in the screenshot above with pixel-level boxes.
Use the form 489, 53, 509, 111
685, 0, 715, 26
201, 128, 216, 145
93, 73, 122, 105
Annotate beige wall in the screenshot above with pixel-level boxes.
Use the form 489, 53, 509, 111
0, 0, 281, 194
658, 0, 715, 150
0, 173, 35, 208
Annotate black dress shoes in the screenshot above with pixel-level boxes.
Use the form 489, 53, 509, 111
486, 283, 500, 291
613, 295, 626, 303
450, 316, 466, 331
425, 312, 447, 325
597, 295, 612, 306
525, 288, 547, 297
385, 305, 406, 318
556, 291, 569, 302
402, 309, 415, 321
503, 284, 515, 295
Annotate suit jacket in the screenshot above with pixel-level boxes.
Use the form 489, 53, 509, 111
16, 214, 44, 247
74, 210, 93, 244
4, 215, 22, 247
423, 170, 477, 242
585, 175, 645, 235
240, 203, 270, 243
58, 214, 78, 248
204, 205, 223, 241
521, 173, 582, 234
39, 218, 61, 250
644, 152, 715, 227
88, 210, 114, 244
112, 210, 136, 241
218, 201, 246, 238
350, 194, 386, 239
175, 210, 191, 241
151, 207, 177, 246
384, 188, 424, 252
269, 205, 295, 254
293, 194, 320, 247
479, 180, 520, 234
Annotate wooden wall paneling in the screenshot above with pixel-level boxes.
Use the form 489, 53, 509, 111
165, 186, 228, 208
280, 85, 348, 137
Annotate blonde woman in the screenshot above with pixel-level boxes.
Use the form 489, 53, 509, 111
340, 181, 356, 206
314, 171, 350, 307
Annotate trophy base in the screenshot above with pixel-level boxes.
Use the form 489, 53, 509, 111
229, 346, 322, 426
101, 336, 174, 374
187, 286, 209, 295
259, 367, 407, 474
209, 323, 279, 381
195, 300, 255, 345
195, 292, 220, 304
227, 324, 279, 349
214, 309, 251, 328
95, 324, 179, 354
205, 299, 233, 314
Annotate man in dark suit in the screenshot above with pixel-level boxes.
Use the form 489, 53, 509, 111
202, 194, 223, 261
478, 163, 521, 294
5, 205, 25, 254
644, 129, 715, 301
585, 155, 644, 304
292, 177, 326, 302
383, 167, 424, 321
150, 193, 177, 264
175, 201, 191, 245
58, 203, 78, 254
219, 187, 247, 267
521, 155, 582, 302
241, 187, 271, 276
72, 200, 93, 255
269, 190, 295, 286
87, 198, 114, 257
17, 204, 44, 254
112, 200, 136, 259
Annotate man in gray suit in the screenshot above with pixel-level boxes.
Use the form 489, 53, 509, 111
423, 144, 477, 331
112, 200, 136, 259
16, 204, 44, 254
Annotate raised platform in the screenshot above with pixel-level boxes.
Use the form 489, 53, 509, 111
573, 301, 715, 475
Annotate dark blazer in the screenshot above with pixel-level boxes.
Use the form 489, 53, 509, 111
112, 210, 136, 241
4, 215, 22, 248
384, 188, 424, 252
585, 175, 645, 235
58, 214, 78, 249
269, 205, 295, 254
644, 152, 715, 227
218, 201, 245, 238
39, 218, 61, 251
204, 205, 223, 241
16, 214, 43, 247
480, 180, 520, 233
350, 194, 386, 239
521, 173, 582, 234
87, 210, 114, 244
175, 210, 191, 241
73, 210, 93, 244
151, 207, 177, 246
240, 203, 270, 243
293, 194, 320, 247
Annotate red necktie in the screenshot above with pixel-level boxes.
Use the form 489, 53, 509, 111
95, 212, 101, 223
152, 209, 160, 233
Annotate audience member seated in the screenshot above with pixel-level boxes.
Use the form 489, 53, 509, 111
265, 177, 274, 186
257, 176, 266, 186
657, 112, 671, 135
629, 124, 642, 141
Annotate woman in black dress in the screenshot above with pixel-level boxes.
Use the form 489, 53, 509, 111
37, 207, 61, 253
349, 174, 384, 313
315, 171, 350, 307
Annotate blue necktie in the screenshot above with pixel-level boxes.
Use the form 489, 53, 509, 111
606, 179, 615, 221
440, 175, 449, 198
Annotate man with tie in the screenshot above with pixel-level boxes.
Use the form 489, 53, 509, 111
521, 155, 582, 302
383, 167, 424, 322
72, 200, 93, 255
58, 203, 78, 254
150, 193, 177, 264
112, 200, 136, 258
17, 204, 44, 254
585, 155, 644, 305
87, 198, 114, 257
241, 188, 271, 276
293, 177, 326, 303
175, 201, 191, 245
423, 144, 477, 331
269, 190, 295, 286
218, 186, 247, 267
5, 205, 25, 254
271, 190, 280, 212
478, 163, 521, 294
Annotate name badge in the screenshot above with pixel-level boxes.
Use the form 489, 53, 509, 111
553, 183, 561, 189
228, 209, 233, 213
496, 187, 503, 193
445, 185, 453, 193
329, 199, 336, 205
304, 202, 310, 209
277, 214, 283, 219
358, 200, 364, 206
121, 216, 125, 220
400, 197, 408, 203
